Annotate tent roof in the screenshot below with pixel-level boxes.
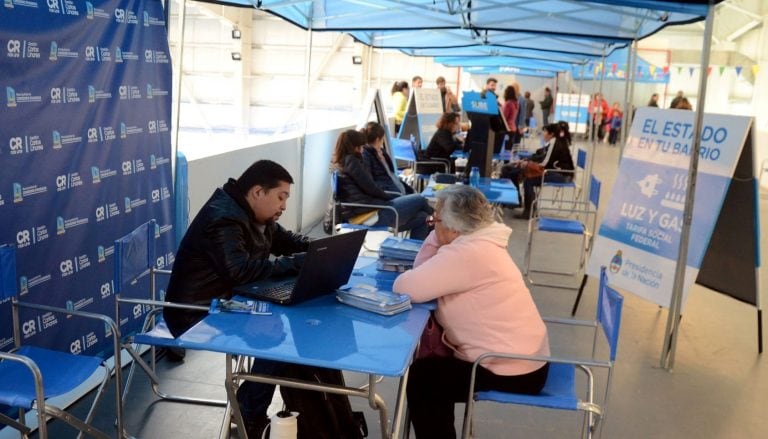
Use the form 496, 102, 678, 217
220, 0, 718, 43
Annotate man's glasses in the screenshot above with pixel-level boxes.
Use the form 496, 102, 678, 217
426, 215, 442, 227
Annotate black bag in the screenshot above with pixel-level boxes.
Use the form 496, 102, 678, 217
279, 366, 368, 439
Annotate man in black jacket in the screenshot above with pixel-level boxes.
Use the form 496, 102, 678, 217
164, 160, 339, 438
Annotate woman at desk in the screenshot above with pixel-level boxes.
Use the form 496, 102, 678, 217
518, 125, 575, 219
334, 129, 433, 239
361, 121, 414, 195
425, 112, 463, 173
393, 185, 550, 438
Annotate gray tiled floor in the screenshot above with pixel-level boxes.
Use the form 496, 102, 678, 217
28, 140, 768, 438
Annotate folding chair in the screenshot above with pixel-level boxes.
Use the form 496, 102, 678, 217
524, 117, 539, 149
330, 170, 401, 236
539, 148, 587, 209
0, 244, 123, 439
462, 267, 624, 439
409, 138, 451, 192
113, 220, 227, 412
524, 175, 601, 289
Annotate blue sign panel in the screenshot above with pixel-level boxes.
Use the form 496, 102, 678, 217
0, 0, 174, 357
588, 107, 752, 308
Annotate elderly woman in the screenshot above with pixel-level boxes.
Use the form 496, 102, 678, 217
393, 185, 550, 438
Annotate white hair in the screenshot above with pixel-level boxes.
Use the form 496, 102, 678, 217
435, 185, 495, 234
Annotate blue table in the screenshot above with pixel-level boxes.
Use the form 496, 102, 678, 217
176, 264, 430, 439
422, 178, 519, 207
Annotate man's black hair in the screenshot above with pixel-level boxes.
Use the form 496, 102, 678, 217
237, 160, 294, 192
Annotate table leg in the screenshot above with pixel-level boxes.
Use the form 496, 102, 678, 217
390, 367, 411, 439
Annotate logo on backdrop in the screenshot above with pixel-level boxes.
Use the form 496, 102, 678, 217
56, 215, 88, 235
6, 39, 40, 59
12, 182, 47, 203
6, 86, 16, 107
15, 225, 49, 248
55, 172, 83, 192
50, 87, 82, 106
87, 85, 112, 103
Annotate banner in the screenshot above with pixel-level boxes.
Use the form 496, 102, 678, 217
587, 107, 752, 308
0, 0, 174, 358
399, 88, 443, 149
554, 93, 589, 134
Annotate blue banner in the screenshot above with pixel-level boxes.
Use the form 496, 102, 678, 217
588, 107, 752, 308
461, 91, 499, 116
0, 0, 174, 357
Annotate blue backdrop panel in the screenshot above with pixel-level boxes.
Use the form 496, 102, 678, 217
0, 0, 174, 358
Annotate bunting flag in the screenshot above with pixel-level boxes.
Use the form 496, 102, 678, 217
753, 65, 760, 76
677, 66, 683, 75
663, 66, 670, 75
689, 67, 695, 77
649, 65, 657, 77
735, 66, 743, 76
719, 66, 726, 76
707, 66, 713, 76
611, 63, 617, 73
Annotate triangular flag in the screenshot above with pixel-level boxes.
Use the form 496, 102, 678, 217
719, 66, 726, 76
735, 66, 743, 76
637, 69, 643, 78
611, 63, 617, 73
689, 67, 695, 77
753, 65, 760, 76
663, 66, 670, 75
707, 66, 713, 76
649, 65, 657, 76
677, 66, 683, 74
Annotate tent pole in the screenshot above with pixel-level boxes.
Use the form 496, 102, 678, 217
585, 46, 607, 204
171, 0, 187, 182
661, 1, 715, 371
576, 64, 585, 147
297, 14, 313, 232
621, 40, 637, 156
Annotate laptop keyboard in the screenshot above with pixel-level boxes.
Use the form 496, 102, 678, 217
257, 281, 296, 301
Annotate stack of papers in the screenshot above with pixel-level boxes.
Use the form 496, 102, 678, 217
337, 284, 412, 316
379, 237, 422, 261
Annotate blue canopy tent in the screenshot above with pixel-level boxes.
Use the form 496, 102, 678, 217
462, 66, 556, 78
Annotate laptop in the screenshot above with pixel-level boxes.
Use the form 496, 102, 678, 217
233, 229, 367, 305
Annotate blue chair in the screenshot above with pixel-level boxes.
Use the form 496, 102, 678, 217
113, 220, 226, 413
539, 148, 587, 209
462, 267, 623, 439
330, 170, 401, 236
0, 244, 123, 439
524, 175, 601, 289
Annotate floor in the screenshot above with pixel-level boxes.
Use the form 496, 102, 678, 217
21, 139, 768, 438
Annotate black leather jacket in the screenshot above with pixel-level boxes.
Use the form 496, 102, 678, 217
337, 154, 397, 220
164, 179, 310, 336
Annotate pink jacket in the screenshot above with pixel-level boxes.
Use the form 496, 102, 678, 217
393, 223, 550, 375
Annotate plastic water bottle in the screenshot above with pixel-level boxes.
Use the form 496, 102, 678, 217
409, 133, 417, 148
262, 411, 298, 439
469, 166, 480, 188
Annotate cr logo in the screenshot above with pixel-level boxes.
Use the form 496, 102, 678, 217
114, 8, 125, 20
60, 259, 74, 275
22, 319, 36, 335
56, 174, 67, 189
156, 256, 165, 269
151, 189, 160, 202
100, 282, 111, 298
70, 339, 82, 354
122, 161, 132, 173
16, 229, 30, 246
50, 87, 62, 100
47, 0, 59, 10
9, 137, 22, 152
7, 40, 20, 53
118, 86, 127, 98
85, 46, 95, 58
95, 206, 105, 221
144, 49, 152, 62
87, 128, 98, 142
132, 304, 142, 318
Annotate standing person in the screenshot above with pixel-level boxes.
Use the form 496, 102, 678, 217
501, 85, 519, 137
361, 121, 414, 195
674, 97, 692, 110
412, 75, 423, 89
164, 160, 361, 438
647, 93, 659, 107
669, 90, 685, 109
524, 91, 535, 127
514, 84, 527, 138
436, 76, 459, 113
589, 93, 609, 142
334, 129, 433, 239
391, 81, 410, 135
394, 185, 550, 439
539, 87, 553, 125
480, 77, 498, 100
607, 102, 623, 146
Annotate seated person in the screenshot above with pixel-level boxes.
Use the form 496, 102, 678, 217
500, 123, 559, 206
163, 160, 356, 438
333, 129, 433, 240
393, 185, 550, 439
518, 129, 575, 219
361, 121, 414, 195
424, 112, 464, 173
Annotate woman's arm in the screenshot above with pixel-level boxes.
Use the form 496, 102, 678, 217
344, 156, 394, 200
